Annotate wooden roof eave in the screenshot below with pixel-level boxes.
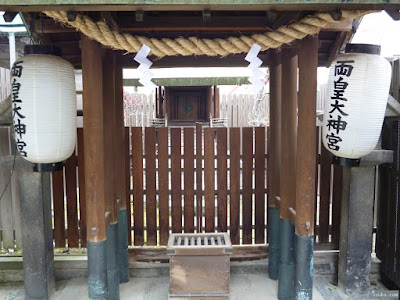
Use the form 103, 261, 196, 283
0, 0, 398, 12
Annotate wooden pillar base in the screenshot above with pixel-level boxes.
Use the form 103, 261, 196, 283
295, 234, 314, 300
88, 240, 108, 300
107, 223, 120, 300
118, 209, 130, 283
278, 218, 295, 300
268, 206, 280, 280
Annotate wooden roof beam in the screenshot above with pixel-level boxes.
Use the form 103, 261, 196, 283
32, 15, 354, 34
0, 2, 397, 12
123, 76, 250, 87
117, 52, 273, 68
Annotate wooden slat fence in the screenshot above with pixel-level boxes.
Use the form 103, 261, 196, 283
130, 125, 267, 246
315, 126, 343, 248
218, 88, 325, 128
377, 117, 400, 288
220, 94, 265, 128
0, 124, 347, 250
0, 126, 22, 250
0, 67, 11, 102
124, 93, 156, 127
51, 128, 86, 248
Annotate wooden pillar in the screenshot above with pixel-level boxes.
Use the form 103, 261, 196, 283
103, 50, 118, 224
268, 50, 282, 280
295, 36, 318, 300
278, 48, 298, 300
102, 49, 121, 298
115, 54, 130, 283
81, 36, 108, 299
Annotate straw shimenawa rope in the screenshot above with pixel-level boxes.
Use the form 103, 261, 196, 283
43, 10, 372, 57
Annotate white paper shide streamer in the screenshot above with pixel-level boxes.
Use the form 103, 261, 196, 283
134, 44, 157, 92
246, 43, 268, 126
11, 54, 77, 164
322, 45, 392, 160
245, 44, 264, 94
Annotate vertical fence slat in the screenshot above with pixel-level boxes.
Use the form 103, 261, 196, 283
217, 127, 227, 232
196, 123, 203, 232
255, 127, 265, 244
77, 128, 87, 247
158, 127, 169, 245
387, 154, 395, 280
319, 144, 332, 244
171, 128, 182, 233
145, 127, 157, 245
11, 162, 22, 248
387, 121, 397, 281
184, 128, 195, 233
230, 128, 240, 244
52, 170, 65, 248
65, 153, 79, 248
132, 127, 144, 246
331, 164, 343, 248
395, 122, 400, 284
376, 156, 388, 260
314, 126, 320, 242
0, 127, 13, 249
266, 126, 271, 244
242, 127, 253, 244
204, 128, 215, 233
384, 166, 391, 277
379, 119, 394, 278
125, 127, 132, 245
375, 163, 383, 260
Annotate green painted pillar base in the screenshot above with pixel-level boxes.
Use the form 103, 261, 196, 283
268, 206, 280, 280
118, 209, 130, 283
107, 223, 120, 300
278, 219, 295, 300
295, 234, 314, 300
88, 240, 108, 300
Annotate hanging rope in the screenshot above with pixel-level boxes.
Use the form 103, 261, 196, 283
43, 10, 373, 58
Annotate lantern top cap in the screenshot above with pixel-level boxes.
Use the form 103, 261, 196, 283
345, 44, 381, 55
24, 45, 61, 57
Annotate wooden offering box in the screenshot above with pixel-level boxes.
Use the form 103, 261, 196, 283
167, 233, 233, 300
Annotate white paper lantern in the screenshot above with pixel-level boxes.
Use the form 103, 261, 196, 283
11, 53, 76, 164
322, 44, 391, 164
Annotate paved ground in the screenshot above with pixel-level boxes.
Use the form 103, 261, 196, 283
0, 259, 393, 300
0, 273, 324, 300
